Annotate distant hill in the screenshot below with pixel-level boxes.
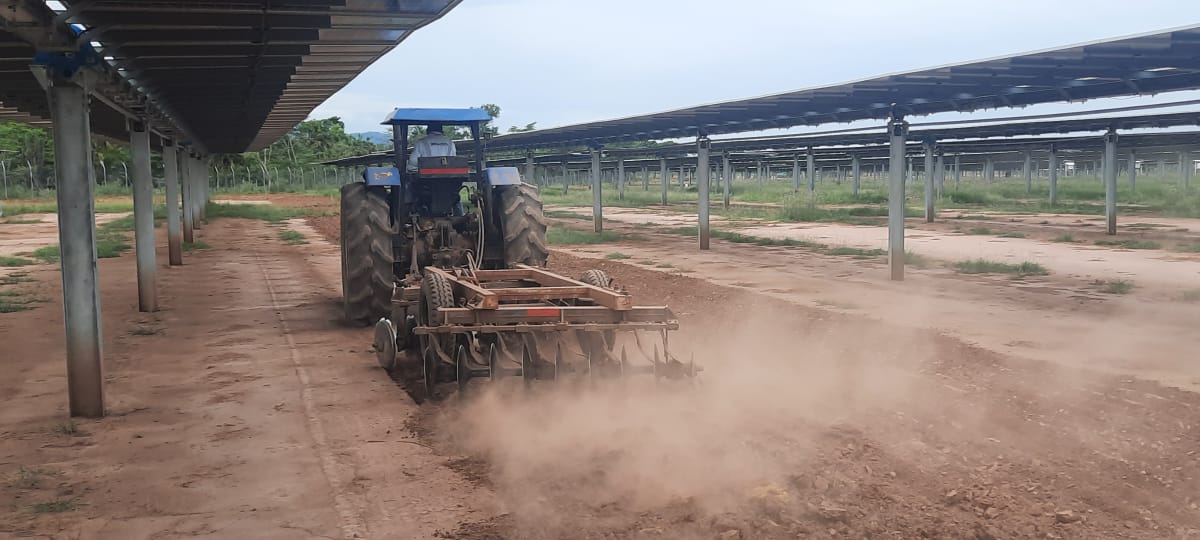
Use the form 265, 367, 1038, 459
351, 131, 391, 145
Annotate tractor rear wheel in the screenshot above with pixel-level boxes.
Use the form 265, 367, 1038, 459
340, 182, 394, 325
497, 183, 548, 267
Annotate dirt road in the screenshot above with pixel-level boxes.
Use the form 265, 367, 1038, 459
3, 209, 1200, 539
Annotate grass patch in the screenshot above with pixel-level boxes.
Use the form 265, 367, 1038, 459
904, 251, 931, 268
2, 218, 42, 224
31, 499, 76, 513
997, 232, 1026, 238
129, 326, 161, 336
1094, 239, 1161, 250
0, 290, 43, 313
52, 421, 83, 436
827, 247, 886, 257
0, 255, 36, 267
96, 237, 130, 258
1094, 279, 1134, 295
1052, 234, 1078, 243
954, 259, 1049, 276
964, 227, 993, 235
546, 228, 629, 245
206, 202, 322, 223
654, 263, 674, 268
30, 246, 60, 263
1181, 289, 1200, 303
279, 229, 307, 245
544, 210, 591, 220
0, 272, 34, 286
183, 241, 210, 252
1175, 243, 1200, 253
10, 466, 52, 490
658, 226, 825, 249
605, 252, 630, 260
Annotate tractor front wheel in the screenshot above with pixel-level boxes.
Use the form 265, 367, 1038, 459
340, 182, 394, 325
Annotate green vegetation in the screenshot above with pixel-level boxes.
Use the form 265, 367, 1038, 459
605, 252, 630, 260
2, 218, 42, 224
31, 499, 76, 513
30, 246, 59, 263
129, 326, 161, 336
10, 466, 53, 490
997, 232, 1026, 238
904, 251, 931, 268
1094, 239, 1161, 250
655, 263, 674, 269
544, 210, 591, 220
1095, 279, 1134, 295
0, 255, 35, 267
0, 289, 43, 313
546, 228, 629, 245
0, 272, 33, 285
206, 202, 323, 223
1175, 243, 1200, 253
183, 241, 210, 252
827, 247, 886, 258
1181, 290, 1200, 303
52, 421, 82, 436
1052, 234, 1078, 243
954, 259, 1049, 276
279, 229, 308, 245
964, 227, 993, 235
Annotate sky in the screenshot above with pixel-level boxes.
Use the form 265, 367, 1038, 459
311, 0, 1200, 138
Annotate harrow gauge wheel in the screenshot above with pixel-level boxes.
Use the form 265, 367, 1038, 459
373, 318, 398, 372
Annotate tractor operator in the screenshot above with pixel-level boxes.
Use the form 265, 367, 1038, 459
407, 122, 456, 172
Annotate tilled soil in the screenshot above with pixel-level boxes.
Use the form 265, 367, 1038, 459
305, 213, 1200, 539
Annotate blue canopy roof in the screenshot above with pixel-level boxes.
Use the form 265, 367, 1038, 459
382, 108, 492, 125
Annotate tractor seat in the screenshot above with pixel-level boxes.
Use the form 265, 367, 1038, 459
417, 156, 471, 179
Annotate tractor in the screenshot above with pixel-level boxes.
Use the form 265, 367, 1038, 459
340, 108, 695, 399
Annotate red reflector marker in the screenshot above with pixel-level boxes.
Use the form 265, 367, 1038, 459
525, 308, 560, 317
419, 167, 470, 175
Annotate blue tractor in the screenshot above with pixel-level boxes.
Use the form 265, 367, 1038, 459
343, 108, 690, 399
340, 108, 548, 325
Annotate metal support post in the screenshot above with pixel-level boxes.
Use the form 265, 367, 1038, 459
1182, 151, 1192, 190
791, 154, 800, 193
591, 147, 602, 232
985, 157, 995, 182
642, 166, 649, 191
697, 137, 710, 250
1128, 150, 1136, 192
1103, 129, 1118, 235
953, 154, 961, 188
756, 160, 763, 188
806, 147, 816, 196
851, 154, 861, 196
935, 152, 945, 200
48, 77, 105, 418
164, 142, 183, 265
923, 140, 935, 223
887, 117, 909, 281
561, 161, 569, 194
617, 158, 625, 201
1048, 146, 1059, 206
1023, 149, 1033, 194
660, 157, 668, 205
129, 122, 156, 312
524, 153, 534, 184
181, 152, 194, 243
189, 157, 203, 230
722, 153, 731, 209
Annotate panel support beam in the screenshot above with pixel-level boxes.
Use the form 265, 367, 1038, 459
164, 141, 183, 265
851, 154, 861, 196
887, 116, 909, 281
591, 147, 602, 232
697, 137, 710, 250
1103, 129, 1118, 235
130, 122, 156, 312
923, 140, 935, 223
48, 76, 105, 418
1049, 146, 1059, 206
722, 153, 731, 209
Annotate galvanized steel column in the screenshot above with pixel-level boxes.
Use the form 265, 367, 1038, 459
1048, 146, 1059, 205
985, 157, 994, 182
525, 153, 534, 184
697, 137, 710, 250
756, 159, 763, 188
561, 160, 569, 194
642, 166, 649, 191
617, 158, 625, 201
181, 152, 194, 243
1023, 149, 1033, 194
1182, 151, 1192, 190
660, 157, 668, 205
953, 154, 961, 188
722, 153, 731, 209
791, 154, 800, 193
164, 142, 183, 265
851, 154, 861, 196
189, 156, 203, 230
129, 123, 156, 312
806, 147, 816, 196
591, 147, 602, 232
935, 152, 945, 200
48, 78, 104, 418
1127, 150, 1136, 192
923, 141, 935, 223
1103, 129, 1118, 235
887, 117, 909, 281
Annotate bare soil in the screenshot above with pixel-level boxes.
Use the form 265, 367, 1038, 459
1, 202, 1197, 539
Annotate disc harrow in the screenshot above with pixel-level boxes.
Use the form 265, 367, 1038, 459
374, 265, 697, 399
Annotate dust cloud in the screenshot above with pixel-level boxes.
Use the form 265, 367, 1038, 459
435, 306, 938, 537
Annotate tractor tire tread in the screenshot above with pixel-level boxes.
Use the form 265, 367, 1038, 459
341, 182, 393, 324
497, 183, 549, 268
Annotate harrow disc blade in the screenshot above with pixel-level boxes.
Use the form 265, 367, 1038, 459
456, 344, 470, 395
521, 342, 536, 388
373, 318, 397, 372
421, 344, 439, 401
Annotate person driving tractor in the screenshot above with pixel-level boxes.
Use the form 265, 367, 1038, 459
407, 122, 456, 172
